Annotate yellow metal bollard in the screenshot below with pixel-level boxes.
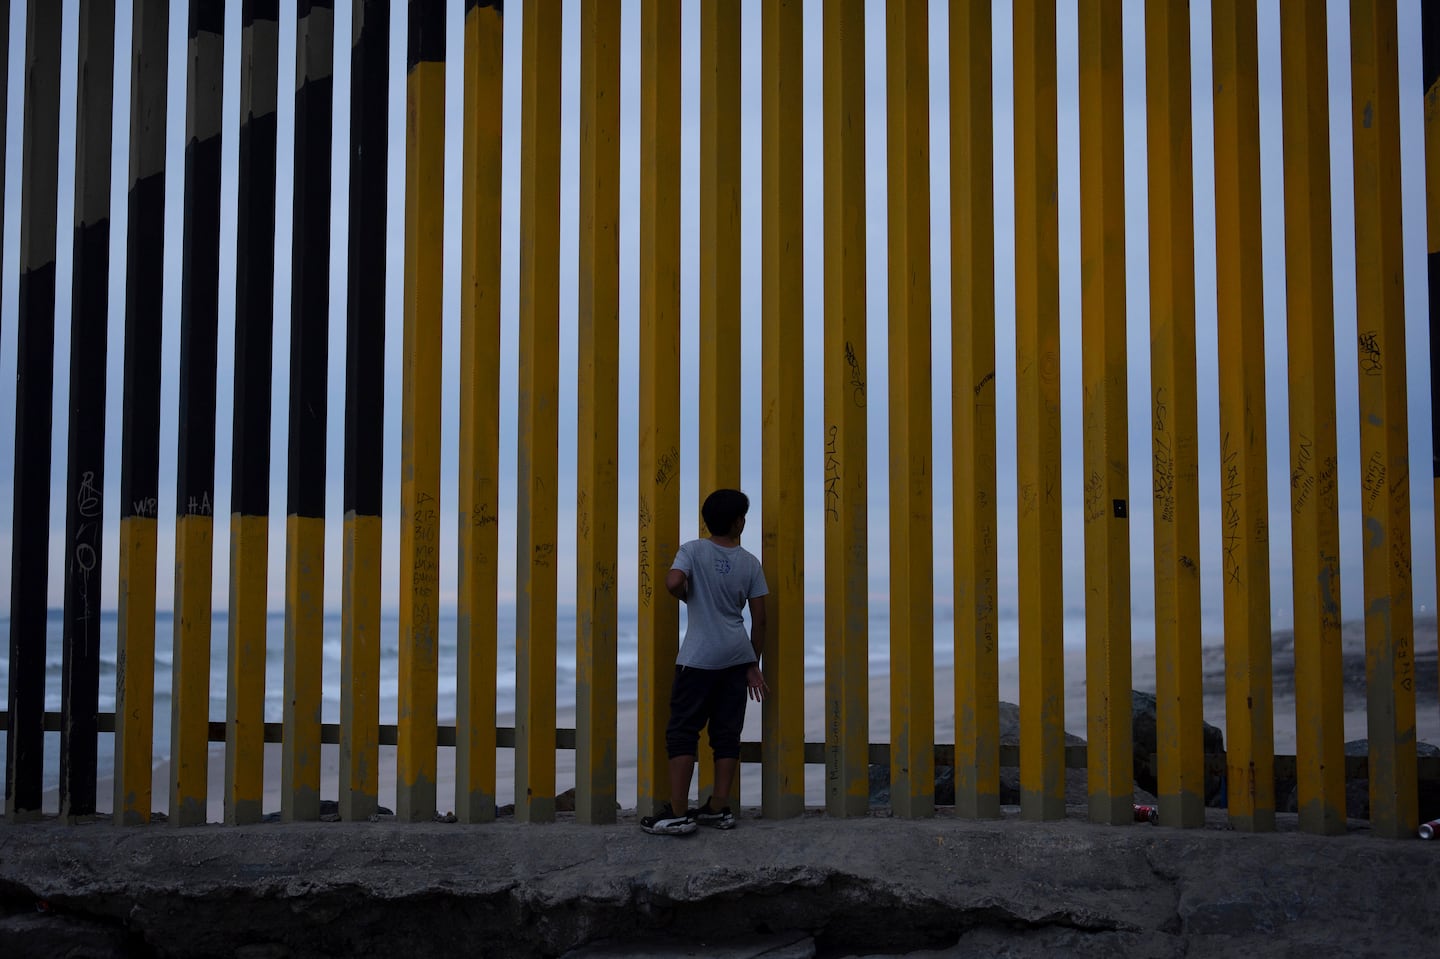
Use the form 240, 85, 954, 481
282, 0, 335, 825
697, 0, 743, 807
1144, 0, 1204, 830
172, 520, 216, 828
113, 0, 168, 823
637, 0, 682, 819
339, 515, 382, 820
457, 0, 504, 826
339, 0, 389, 825
398, 0, 445, 823
225, 0, 278, 828
951, 0, 999, 822
282, 517, 325, 822
885, 0, 935, 820
1078, 0, 1133, 827
1349, 0, 1418, 840
1278, 0, 1346, 837
114, 0, 169, 828
1013, 0, 1065, 822
575, 0, 621, 825
170, 6, 226, 829
515, 0, 563, 826
116, 520, 159, 826
1211, 0, 1275, 833
226, 513, 269, 826
761, 0, 806, 821
823, 0, 870, 819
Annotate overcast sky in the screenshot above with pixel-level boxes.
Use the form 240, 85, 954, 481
0, 0, 1435, 649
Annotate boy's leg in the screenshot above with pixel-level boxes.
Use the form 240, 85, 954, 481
705, 664, 748, 807
641, 760, 698, 833
643, 668, 702, 834
669, 754, 696, 813
662, 666, 708, 811
711, 758, 739, 803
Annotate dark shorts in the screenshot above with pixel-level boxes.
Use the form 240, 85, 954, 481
665, 663, 750, 760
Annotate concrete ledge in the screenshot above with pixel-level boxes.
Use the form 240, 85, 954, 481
2, 808, 1438, 958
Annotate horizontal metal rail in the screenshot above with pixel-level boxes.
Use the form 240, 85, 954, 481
4, 711, 1437, 785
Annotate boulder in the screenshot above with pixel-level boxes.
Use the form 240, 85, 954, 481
1344, 738, 1440, 757
867, 764, 958, 806
998, 765, 1093, 807
867, 696, 1241, 810
1277, 740, 1440, 820
872, 703, 1091, 806
993, 702, 1094, 804
998, 700, 1087, 746
1129, 690, 1226, 805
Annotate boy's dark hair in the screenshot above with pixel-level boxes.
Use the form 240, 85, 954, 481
702, 488, 750, 537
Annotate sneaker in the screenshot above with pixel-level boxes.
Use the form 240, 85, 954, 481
690, 799, 736, 830
640, 802, 697, 836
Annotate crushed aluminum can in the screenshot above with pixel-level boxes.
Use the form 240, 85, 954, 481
1421, 819, 1440, 840
1133, 804, 1159, 825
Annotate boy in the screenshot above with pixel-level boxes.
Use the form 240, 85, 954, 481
640, 489, 768, 835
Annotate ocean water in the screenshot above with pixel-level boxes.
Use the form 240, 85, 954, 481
1, 602, 1097, 808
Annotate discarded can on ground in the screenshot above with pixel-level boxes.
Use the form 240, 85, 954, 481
1421, 819, 1440, 840
1133, 804, 1159, 825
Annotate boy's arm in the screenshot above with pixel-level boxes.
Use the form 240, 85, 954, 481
665, 568, 689, 602
746, 596, 768, 700
748, 595, 767, 662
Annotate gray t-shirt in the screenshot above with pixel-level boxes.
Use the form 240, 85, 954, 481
671, 538, 769, 669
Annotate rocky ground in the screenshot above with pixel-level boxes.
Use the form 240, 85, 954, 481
2, 807, 1438, 959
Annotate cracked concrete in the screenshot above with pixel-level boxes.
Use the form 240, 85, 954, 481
1, 806, 1437, 958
